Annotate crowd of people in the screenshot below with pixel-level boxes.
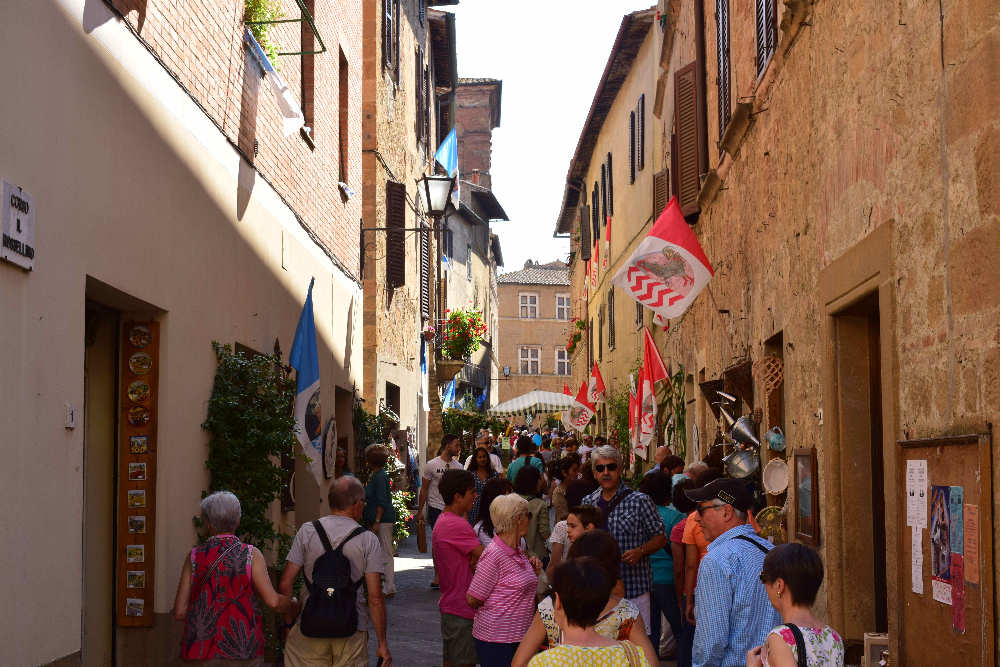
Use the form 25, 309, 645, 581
171, 426, 845, 667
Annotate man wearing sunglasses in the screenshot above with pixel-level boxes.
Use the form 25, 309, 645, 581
581, 445, 668, 633
684, 479, 779, 667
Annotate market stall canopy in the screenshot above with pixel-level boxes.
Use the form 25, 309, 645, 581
488, 390, 578, 417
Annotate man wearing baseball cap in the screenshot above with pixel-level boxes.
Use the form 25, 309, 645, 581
685, 479, 780, 667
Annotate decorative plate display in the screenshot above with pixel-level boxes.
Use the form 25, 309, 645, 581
127, 380, 151, 403
128, 405, 150, 426
129, 352, 153, 376
128, 325, 152, 348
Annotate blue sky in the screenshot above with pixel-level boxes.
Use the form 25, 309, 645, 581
447, 1, 651, 273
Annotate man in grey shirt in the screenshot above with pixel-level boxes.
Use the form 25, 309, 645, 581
280, 476, 392, 666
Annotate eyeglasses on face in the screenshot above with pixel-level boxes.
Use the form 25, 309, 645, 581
594, 462, 618, 473
696, 502, 725, 516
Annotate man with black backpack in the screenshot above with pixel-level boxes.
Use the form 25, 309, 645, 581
280, 476, 392, 666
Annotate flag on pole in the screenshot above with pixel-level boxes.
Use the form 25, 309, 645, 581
289, 278, 324, 487
628, 384, 637, 444
587, 362, 607, 404
245, 30, 304, 136
642, 327, 668, 385
590, 241, 599, 289
602, 215, 611, 271
434, 128, 459, 176
475, 386, 489, 410
563, 383, 573, 396
562, 381, 596, 432
442, 379, 457, 410
611, 196, 714, 325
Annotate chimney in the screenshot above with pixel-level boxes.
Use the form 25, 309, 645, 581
524, 259, 534, 269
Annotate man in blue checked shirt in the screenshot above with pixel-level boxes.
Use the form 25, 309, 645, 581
582, 445, 668, 632
685, 479, 781, 667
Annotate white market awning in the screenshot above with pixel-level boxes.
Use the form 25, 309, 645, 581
487, 390, 577, 417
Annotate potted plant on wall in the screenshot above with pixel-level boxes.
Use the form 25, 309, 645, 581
437, 308, 486, 381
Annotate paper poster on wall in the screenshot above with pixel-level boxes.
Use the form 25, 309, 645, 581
964, 504, 979, 584
929, 485, 952, 605
906, 459, 928, 527
126, 570, 146, 589
951, 554, 966, 632
932, 579, 952, 605
125, 598, 144, 617
127, 515, 146, 534
949, 486, 963, 553
911, 525, 924, 594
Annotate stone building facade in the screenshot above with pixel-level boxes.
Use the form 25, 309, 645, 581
556, 0, 999, 660
440, 77, 507, 409
497, 261, 574, 407
0, 0, 363, 664
361, 2, 457, 462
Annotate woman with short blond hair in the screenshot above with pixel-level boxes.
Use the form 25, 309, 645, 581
466, 493, 542, 666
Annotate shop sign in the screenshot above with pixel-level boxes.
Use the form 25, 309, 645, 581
1, 180, 35, 271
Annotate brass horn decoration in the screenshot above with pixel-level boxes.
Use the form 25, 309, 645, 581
730, 416, 761, 448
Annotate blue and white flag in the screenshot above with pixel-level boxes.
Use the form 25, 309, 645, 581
290, 278, 324, 487
434, 128, 459, 176
442, 379, 457, 410
245, 29, 305, 136
475, 386, 489, 411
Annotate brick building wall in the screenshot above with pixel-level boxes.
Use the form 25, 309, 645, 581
455, 78, 500, 184
107, 0, 363, 276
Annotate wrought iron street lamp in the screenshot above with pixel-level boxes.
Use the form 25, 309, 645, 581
418, 173, 456, 219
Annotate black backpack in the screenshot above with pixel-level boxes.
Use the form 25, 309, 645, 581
300, 521, 368, 638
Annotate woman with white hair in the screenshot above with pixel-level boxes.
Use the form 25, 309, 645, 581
466, 493, 543, 667
173, 491, 300, 664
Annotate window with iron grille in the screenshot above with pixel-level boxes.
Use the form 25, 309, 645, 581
385, 181, 406, 288
519, 293, 538, 319
519, 347, 540, 375
607, 288, 616, 350
556, 349, 571, 376
755, 0, 778, 77
383, 0, 399, 82
556, 294, 571, 321
629, 110, 636, 184
637, 94, 646, 171
419, 222, 430, 318
717, 0, 732, 140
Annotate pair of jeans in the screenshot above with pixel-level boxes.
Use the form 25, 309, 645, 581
473, 638, 519, 667
650, 582, 686, 660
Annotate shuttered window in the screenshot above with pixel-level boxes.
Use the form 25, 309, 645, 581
606, 153, 614, 217
600, 164, 608, 224
653, 168, 669, 218
598, 306, 604, 361
629, 111, 637, 184
419, 221, 430, 317
717, 0, 732, 139
674, 61, 702, 217
383, 0, 393, 69
415, 49, 424, 142
385, 181, 406, 288
579, 205, 592, 261
591, 184, 600, 243
635, 300, 644, 329
607, 288, 616, 350
638, 94, 646, 171
755, 0, 778, 77
423, 65, 431, 145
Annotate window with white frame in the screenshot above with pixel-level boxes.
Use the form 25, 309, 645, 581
556, 294, 571, 320
519, 293, 538, 319
519, 346, 540, 374
556, 349, 571, 376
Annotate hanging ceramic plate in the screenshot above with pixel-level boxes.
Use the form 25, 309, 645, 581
128, 405, 150, 426
762, 458, 789, 495
129, 325, 152, 348
128, 380, 151, 403
129, 352, 153, 376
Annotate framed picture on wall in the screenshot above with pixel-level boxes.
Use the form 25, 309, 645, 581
794, 447, 820, 545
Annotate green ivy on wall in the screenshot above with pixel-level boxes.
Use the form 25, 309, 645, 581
245, 0, 284, 67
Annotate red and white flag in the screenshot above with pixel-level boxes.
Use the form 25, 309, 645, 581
563, 382, 572, 396
642, 327, 668, 385
602, 215, 611, 271
591, 239, 600, 287
587, 362, 607, 404
611, 196, 713, 325
636, 364, 655, 458
562, 381, 596, 432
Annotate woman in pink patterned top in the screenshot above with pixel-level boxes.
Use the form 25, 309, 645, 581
466, 493, 542, 667
747, 543, 844, 667
173, 492, 299, 664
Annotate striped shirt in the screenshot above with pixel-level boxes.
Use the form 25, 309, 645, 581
583, 485, 666, 598
467, 535, 538, 643
692, 524, 781, 667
